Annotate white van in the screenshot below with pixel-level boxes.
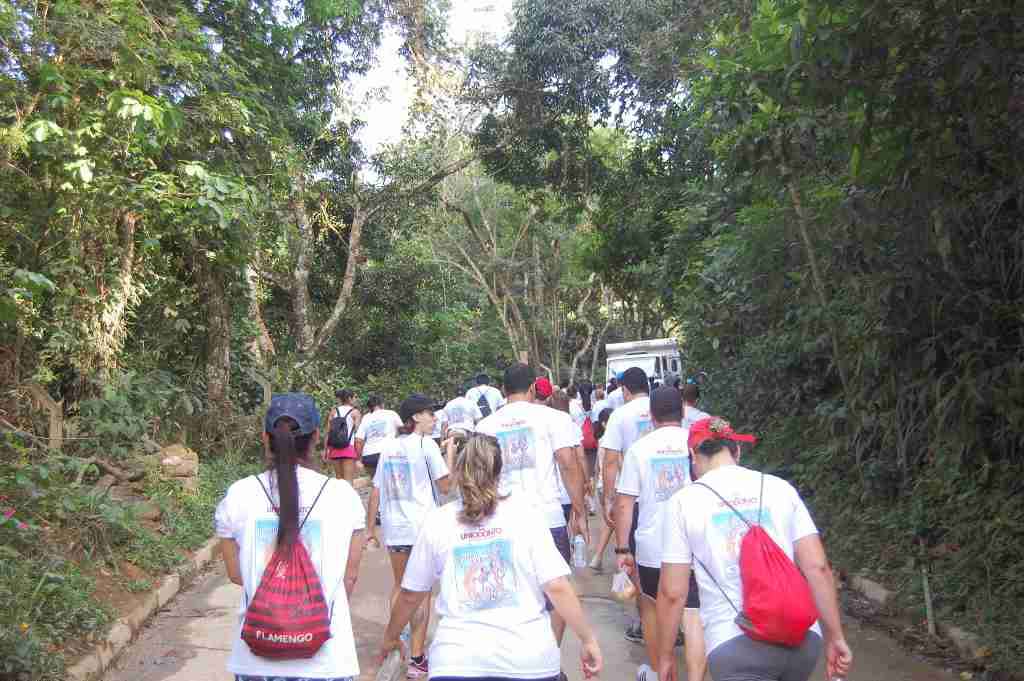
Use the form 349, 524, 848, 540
605, 338, 681, 386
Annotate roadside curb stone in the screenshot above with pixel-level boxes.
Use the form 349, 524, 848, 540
67, 536, 221, 681
846, 572, 990, 663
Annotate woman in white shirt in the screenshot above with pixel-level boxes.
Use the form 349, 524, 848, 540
216, 392, 366, 681
366, 394, 451, 679
380, 433, 603, 681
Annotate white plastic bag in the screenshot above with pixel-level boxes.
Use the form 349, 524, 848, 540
611, 569, 636, 603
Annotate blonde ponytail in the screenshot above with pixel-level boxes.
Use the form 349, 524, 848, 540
454, 434, 506, 525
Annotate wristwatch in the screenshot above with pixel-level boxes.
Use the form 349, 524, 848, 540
613, 547, 632, 555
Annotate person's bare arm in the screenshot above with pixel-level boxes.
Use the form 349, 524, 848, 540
366, 487, 381, 547
344, 530, 365, 596
613, 493, 637, 570
380, 588, 431, 658
555, 445, 587, 537
795, 534, 852, 677
436, 475, 451, 496
602, 448, 622, 512
656, 562, 690, 681
354, 437, 365, 459
220, 538, 242, 585
544, 576, 603, 677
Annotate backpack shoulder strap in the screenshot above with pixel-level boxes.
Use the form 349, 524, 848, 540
694, 481, 753, 529
693, 555, 740, 615
254, 474, 277, 513
758, 472, 765, 525
298, 478, 332, 531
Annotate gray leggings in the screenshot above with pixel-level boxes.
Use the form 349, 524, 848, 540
708, 632, 822, 681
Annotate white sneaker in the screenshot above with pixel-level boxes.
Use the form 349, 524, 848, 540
588, 554, 603, 572
636, 663, 658, 681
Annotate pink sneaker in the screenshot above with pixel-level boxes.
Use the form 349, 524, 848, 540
407, 656, 428, 678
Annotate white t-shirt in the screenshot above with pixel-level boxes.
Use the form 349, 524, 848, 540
401, 497, 570, 679
591, 398, 609, 422
445, 396, 483, 434
476, 401, 578, 528
661, 465, 822, 653
557, 420, 584, 505
615, 425, 690, 567
599, 395, 652, 455
569, 399, 587, 428
214, 468, 365, 679
372, 434, 450, 546
606, 387, 625, 412
432, 408, 449, 440
466, 385, 505, 415
354, 409, 403, 457
682, 405, 712, 431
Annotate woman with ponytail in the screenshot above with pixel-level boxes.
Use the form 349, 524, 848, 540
216, 393, 367, 681
381, 433, 603, 681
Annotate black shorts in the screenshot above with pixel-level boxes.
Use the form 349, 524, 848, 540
387, 544, 413, 554
544, 526, 572, 611
638, 566, 699, 607
562, 503, 572, 524
363, 453, 380, 470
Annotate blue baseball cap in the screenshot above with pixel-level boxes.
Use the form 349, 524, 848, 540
264, 392, 321, 435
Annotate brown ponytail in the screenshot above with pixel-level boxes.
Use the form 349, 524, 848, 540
454, 434, 506, 525
268, 417, 313, 546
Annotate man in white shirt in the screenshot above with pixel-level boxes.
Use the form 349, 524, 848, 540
655, 417, 853, 681
600, 367, 652, 522
476, 363, 587, 656
614, 387, 690, 681
681, 383, 711, 431
443, 390, 484, 436
465, 373, 504, 416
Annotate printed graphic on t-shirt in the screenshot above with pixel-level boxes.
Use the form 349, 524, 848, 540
365, 420, 389, 442
651, 456, 689, 502
496, 427, 536, 473
711, 508, 776, 560
453, 538, 518, 611
635, 418, 653, 438
382, 459, 413, 500
252, 516, 323, 585
448, 406, 470, 425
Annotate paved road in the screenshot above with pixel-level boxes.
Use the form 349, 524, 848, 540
106, 521, 953, 681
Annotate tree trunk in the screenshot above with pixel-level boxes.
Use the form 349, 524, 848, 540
788, 182, 851, 393
311, 204, 366, 355
245, 265, 275, 366
204, 263, 232, 407
287, 168, 316, 355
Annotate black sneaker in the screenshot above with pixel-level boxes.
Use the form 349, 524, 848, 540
675, 630, 684, 647
624, 620, 644, 643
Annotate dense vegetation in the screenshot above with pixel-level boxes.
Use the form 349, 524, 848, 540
1, 0, 1022, 678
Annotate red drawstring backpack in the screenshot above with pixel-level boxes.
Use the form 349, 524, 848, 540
241, 477, 333, 659
581, 416, 599, 450
694, 474, 818, 647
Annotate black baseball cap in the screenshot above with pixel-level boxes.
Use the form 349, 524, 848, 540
650, 387, 683, 422
399, 393, 435, 423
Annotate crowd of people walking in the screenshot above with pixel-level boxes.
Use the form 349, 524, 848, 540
215, 364, 854, 681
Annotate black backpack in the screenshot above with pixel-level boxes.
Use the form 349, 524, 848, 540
476, 392, 492, 418
327, 407, 352, 448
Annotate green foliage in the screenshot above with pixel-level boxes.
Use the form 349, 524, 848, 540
0, 559, 112, 680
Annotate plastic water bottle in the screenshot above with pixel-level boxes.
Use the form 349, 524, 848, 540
376, 649, 404, 681
572, 534, 587, 568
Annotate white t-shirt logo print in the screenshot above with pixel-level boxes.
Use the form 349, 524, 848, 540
496, 426, 537, 472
